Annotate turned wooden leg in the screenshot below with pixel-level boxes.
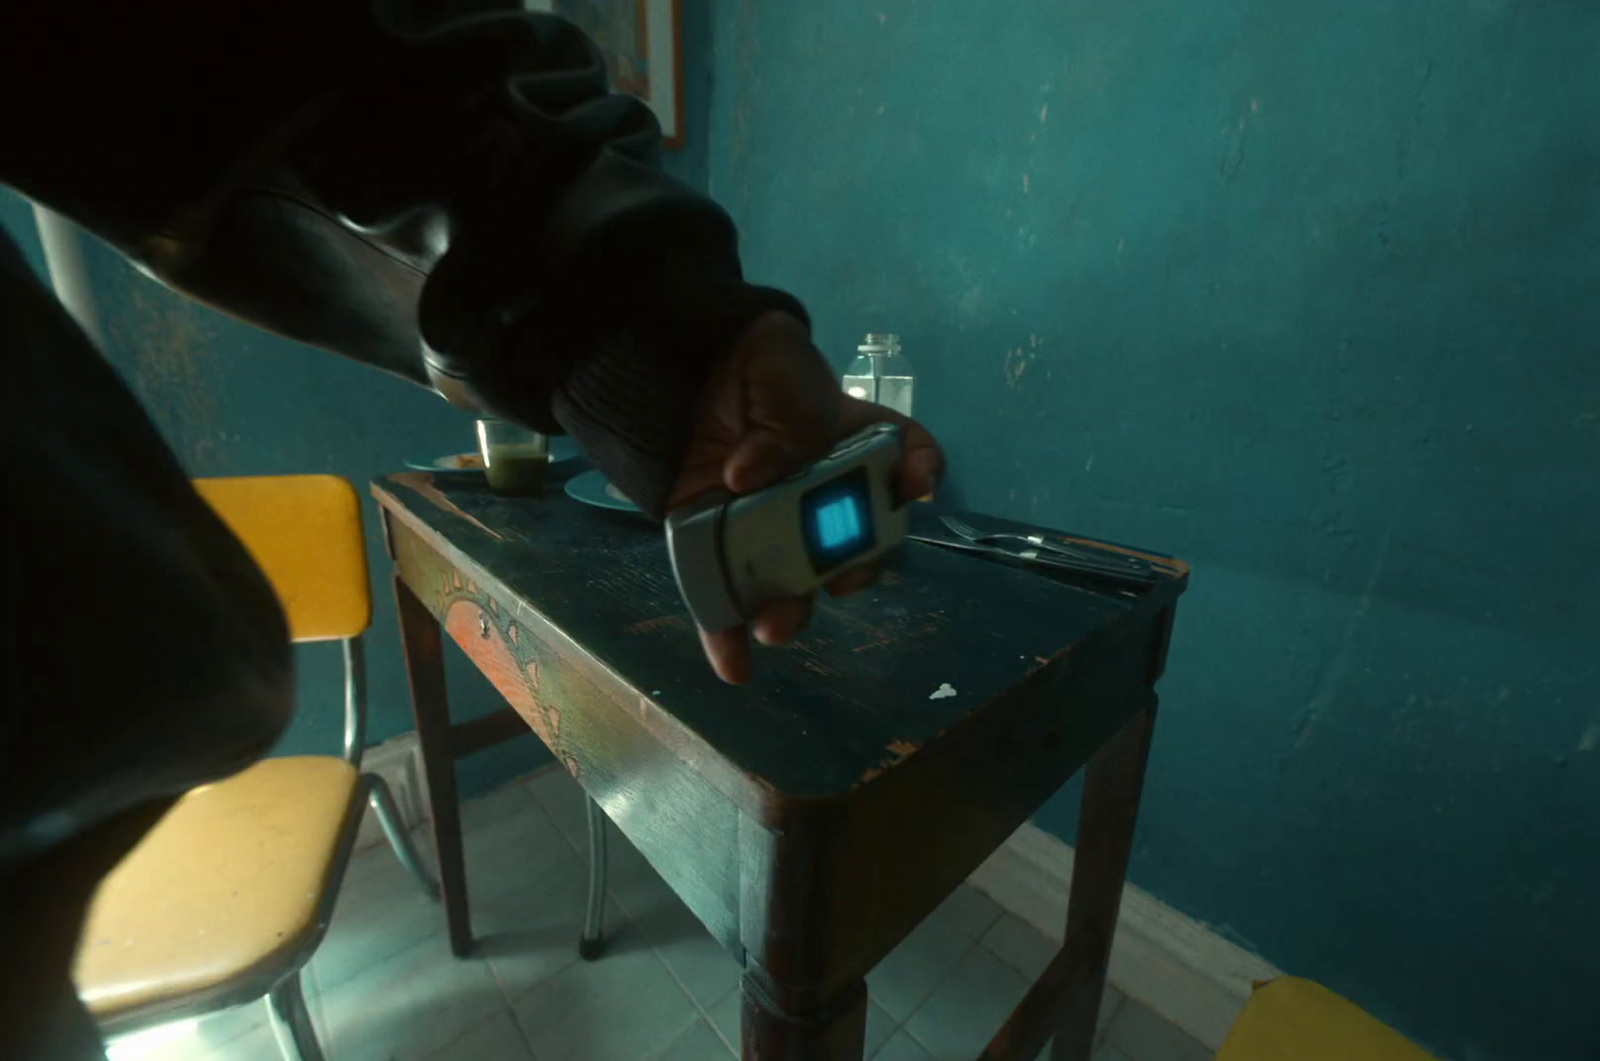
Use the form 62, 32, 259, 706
393, 574, 474, 958
741, 974, 867, 1061
1048, 700, 1158, 1061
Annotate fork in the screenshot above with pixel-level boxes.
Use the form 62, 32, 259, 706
940, 514, 1154, 573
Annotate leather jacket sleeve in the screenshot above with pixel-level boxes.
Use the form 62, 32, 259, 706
0, 0, 804, 517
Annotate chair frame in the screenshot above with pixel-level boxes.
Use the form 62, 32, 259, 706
96, 633, 439, 1061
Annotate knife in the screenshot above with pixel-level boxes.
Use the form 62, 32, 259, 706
940, 514, 1157, 576
907, 533, 1155, 592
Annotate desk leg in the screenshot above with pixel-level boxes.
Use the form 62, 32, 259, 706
393, 575, 474, 958
1047, 700, 1158, 1061
740, 975, 867, 1060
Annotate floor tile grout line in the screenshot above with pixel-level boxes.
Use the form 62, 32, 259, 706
424, 779, 944, 1061
652, 943, 741, 1056
518, 774, 667, 926
971, 922, 1130, 1054
525, 783, 592, 867
323, 776, 565, 1061
897, 934, 1126, 1061
303, 960, 333, 1061
194, 997, 271, 1058
511, 779, 1033, 1060
1095, 989, 1126, 1052
638, 1010, 715, 1061
507, 1001, 549, 1061
645, 955, 704, 1061
482, 782, 603, 969
897, 934, 988, 1034
483, 942, 544, 1060
519, 784, 573, 853
440, 782, 581, 1061
966, 905, 1006, 944
902, 1020, 940, 1057
974, 917, 1053, 983
413, 1001, 529, 1061
640, 940, 739, 1056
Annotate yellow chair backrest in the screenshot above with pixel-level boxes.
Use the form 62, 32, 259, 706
1216, 977, 1437, 1061
193, 475, 371, 642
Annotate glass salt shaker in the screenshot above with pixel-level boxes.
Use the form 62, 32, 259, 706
842, 332, 915, 417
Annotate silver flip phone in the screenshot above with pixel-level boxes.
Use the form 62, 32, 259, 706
665, 423, 909, 633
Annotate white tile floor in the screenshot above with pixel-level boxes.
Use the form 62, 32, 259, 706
105, 767, 1213, 1061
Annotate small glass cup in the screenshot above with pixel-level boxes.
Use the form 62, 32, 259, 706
475, 418, 548, 496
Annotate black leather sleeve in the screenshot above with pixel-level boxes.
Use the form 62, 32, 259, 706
0, 0, 805, 517
1, 235, 293, 872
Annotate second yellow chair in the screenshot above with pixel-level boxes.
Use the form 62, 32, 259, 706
73, 475, 439, 1061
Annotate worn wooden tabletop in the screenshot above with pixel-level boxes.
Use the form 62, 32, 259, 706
375, 472, 1180, 801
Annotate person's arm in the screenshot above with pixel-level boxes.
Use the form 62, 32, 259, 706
1, 0, 801, 516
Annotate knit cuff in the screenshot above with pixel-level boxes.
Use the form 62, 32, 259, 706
551, 282, 807, 519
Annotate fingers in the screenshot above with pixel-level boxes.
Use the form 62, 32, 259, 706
717, 314, 841, 496
836, 395, 945, 501
696, 596, 814, 685
752, 596, 812, 646
679, 323, 942, 685
724, 429, 804, 494
904, 447, 943, 499
699, 625, 751, 685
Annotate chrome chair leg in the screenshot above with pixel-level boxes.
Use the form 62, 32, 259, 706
368, 775, 440, 901
579, 795, 608, 960
266, 971, 324, 1061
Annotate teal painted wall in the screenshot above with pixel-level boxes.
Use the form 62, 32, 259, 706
705, 2, 1599, 1059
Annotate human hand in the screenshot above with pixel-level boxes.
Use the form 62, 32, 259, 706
665, 311, 943, 684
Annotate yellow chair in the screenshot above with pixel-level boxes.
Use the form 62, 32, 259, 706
73, 475, 438, 1061
1215, 977, 1437, 1061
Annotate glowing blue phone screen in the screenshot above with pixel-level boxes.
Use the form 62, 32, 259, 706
801, 468, 875, 571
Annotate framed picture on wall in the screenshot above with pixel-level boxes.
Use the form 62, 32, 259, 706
524, 0, 683, 147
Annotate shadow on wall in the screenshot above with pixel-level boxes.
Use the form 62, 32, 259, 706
2, 189, 550, 793
0, 0, 722, 792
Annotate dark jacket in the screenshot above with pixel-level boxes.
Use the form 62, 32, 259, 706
3, 0, 803, 515
0, 0, 801, 869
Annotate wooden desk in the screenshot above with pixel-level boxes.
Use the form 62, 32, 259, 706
373, 471, 1186, 1061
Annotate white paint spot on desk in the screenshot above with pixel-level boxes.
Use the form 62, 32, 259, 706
929, 682, 957, 700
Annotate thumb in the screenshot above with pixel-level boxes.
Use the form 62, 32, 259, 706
724, 428, 805, 494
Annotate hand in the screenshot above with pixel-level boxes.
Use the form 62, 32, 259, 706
665, 312, 943, 684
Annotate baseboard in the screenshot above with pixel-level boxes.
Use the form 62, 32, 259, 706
352, 732, 429, 851
967, 822, 1282, 1051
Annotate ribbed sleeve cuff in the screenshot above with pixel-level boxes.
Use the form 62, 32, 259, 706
551, 282, 807, 519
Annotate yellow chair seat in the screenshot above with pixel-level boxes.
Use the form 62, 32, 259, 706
1216, 977, 1436, 1061
74, 756, 363, 1021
